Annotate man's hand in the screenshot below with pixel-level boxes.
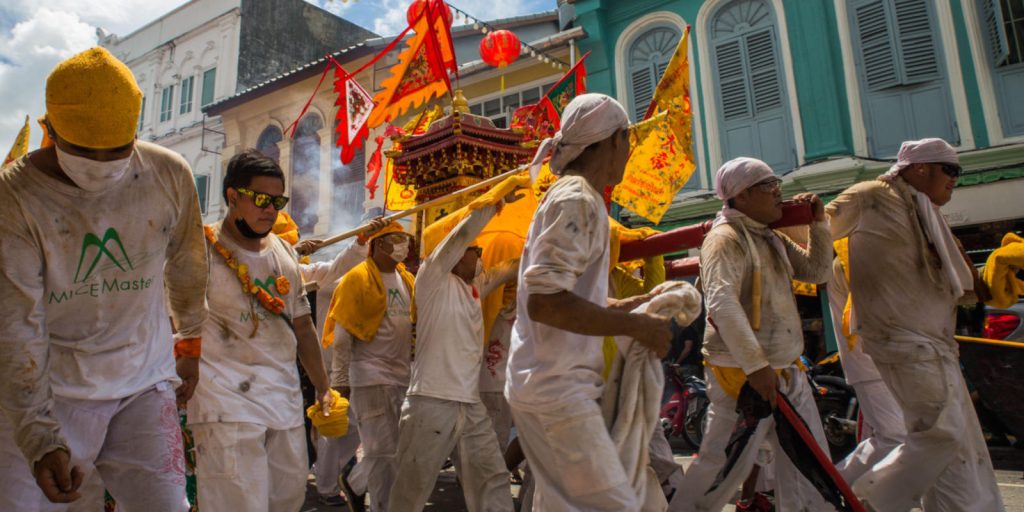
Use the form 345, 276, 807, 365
630, 313, 672, 358
747, 366, 778, 408
318, 388, 335, 416
609, 293, 653, 312
363, 217, 389, 239
175, 356, 199, 406
296, 239, 323, 257
792, 192, 825, 222
34, 449, 83, 503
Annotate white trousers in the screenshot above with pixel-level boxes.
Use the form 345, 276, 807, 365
390, 395, 513, 512
835, 379, 905, 485
481, 390, 512, 451
676, 366, 831, 512
0, 382, 187, 512
349, 384, 405, 511
314, 406, 361, 495
512, 399, 639, 512
854, 354, 1004, 511
191, 421, 306, 511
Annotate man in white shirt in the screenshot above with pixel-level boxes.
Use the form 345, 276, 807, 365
505, 94, 673, 511
0, 47, 207, 511
187, 149, 334, 511
328, 221, 416, 512
827, 138, 1002, 511
677, 157, 832, 512
388, 191, 519, 512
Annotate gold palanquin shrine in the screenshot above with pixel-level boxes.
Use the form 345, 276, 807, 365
387, 93, 534, 221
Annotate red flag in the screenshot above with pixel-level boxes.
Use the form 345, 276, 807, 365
366, 135, 385, 200
334, 66, 374, 165
544, 52, 589, 117
510, 99, 559, 142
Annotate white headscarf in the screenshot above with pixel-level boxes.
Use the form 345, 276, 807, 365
880, 138, 973, 298
711, 157, 794, 277
527, 93, 629, 180
880, 137, 959, 180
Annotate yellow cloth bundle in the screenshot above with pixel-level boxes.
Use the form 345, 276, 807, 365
46, 47, 142, 149
323, 258, 415, 346
706, 362, 802, 400
983, 232, 1024, 308
306, 389, 350, 437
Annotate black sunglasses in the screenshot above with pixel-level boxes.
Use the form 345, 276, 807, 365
236, 187, 290, 210
938, 163, 962, 178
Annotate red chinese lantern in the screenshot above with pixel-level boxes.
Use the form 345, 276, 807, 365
479, 29, 521, 68
407, 0, 453, 28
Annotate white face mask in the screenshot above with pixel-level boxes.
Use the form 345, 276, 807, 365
475, 259, 485, 277
388, 241, 409, 263
55, 146, 133, 192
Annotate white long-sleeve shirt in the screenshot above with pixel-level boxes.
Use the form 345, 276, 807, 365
506, 176, 611, 412
0, 141, 208, 465
700, 214, 831, 374
408, 205, 497, 403
300, 241, 367, 335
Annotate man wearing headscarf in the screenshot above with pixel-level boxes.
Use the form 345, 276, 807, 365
0, 47, 208, 510
506, 93, 673, 510
827, 138, 1003, 511
325, 220, 415, 512
676, 157, 832, 511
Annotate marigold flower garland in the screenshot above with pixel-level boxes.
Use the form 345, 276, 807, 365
204, 225, 289, 336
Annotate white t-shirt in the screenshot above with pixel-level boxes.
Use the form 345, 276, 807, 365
828, 258, 882, 385
0, 142, 208, 464
506, 176, 610, 412
188, 223, 311, 430
408, 205, 496, 403
479, 305, 515, 393
350, 270, 413, 388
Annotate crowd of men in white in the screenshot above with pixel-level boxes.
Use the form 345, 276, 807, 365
0, 47, 1006, 512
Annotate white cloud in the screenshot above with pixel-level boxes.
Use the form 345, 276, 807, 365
0, 1, 184, 151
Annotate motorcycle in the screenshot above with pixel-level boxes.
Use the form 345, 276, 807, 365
805, 354, 859, 461
660, 364, 710, 449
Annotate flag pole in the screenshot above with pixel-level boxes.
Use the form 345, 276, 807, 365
313, 164, 529, 250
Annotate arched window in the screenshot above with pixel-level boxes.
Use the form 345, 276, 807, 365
627, 26, 682, 122
848, 0, 958, 155
977, 0, 1024, 137
292, 115, 323, 234
256, 126, 283, 163
709, 0, 797, 173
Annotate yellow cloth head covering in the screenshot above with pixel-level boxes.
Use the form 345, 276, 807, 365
273, 212, 301, 246
46, 47, 142, 149
366, 221, 409, 245
306, 389, 350, 437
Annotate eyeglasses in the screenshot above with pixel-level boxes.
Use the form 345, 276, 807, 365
236, 187, 290, 210
938, 163, 962, 178
750, 178, 782, 193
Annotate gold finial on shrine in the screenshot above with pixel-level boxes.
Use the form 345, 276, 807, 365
452, 89, 470, 114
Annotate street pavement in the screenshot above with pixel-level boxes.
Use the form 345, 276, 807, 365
301, 446, 1024, 511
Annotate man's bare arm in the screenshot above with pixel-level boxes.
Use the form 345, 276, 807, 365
527, 291, 671, 357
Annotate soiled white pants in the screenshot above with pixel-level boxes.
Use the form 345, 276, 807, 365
191, 422, 306, 511
481, 391, 513, 451
676, 366, 831, 512
390, 395, 513, 512
511, 399, 639, 512
853, 354, 1004, 512
314, 406, 361, 495
836, 379, 905, 485
349, 384, 405, 512
0, 382, 187, 512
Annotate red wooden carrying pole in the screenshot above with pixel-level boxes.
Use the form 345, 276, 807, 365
618, 201, 814, 263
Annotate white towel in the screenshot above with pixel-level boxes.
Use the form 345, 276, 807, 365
608, 281, 703, 511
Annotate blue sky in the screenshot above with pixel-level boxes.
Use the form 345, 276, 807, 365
0, 0, 555, 151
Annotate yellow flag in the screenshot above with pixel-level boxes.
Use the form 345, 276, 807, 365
4, 116, 30, 166
612, 26, 695, 224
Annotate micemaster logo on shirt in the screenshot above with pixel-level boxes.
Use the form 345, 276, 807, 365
48, 227, 155, 304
